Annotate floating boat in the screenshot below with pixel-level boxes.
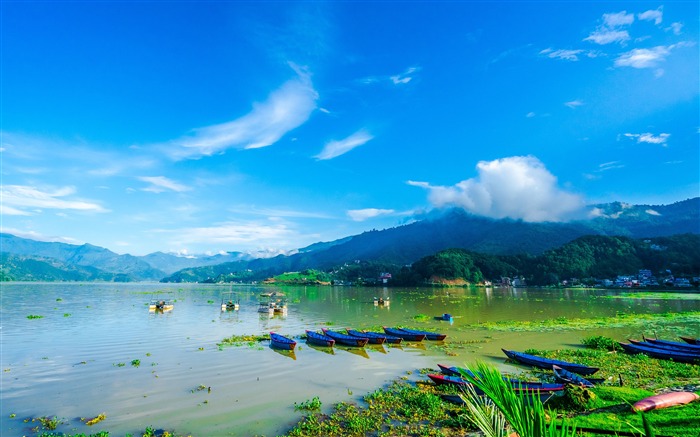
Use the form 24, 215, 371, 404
149, 299, 174, 312
680, 336, 699, 345
552, 365, 600, 387
269, 332, 296, 350
382, 327, 426, 342
220, 291, 239, 311
632, 391, 700, 412
618, 342, 700, 364
346, 329, 387, 345
322, 328, 369, 347
258, 301, 274, 314
349, 329, 403, 344
305, 330, 335, 347
394, 327, 447, 341
501, 349, 600, 376
435, 313, 453, 322
427, 373, 566, 394
373, 297, 390, 306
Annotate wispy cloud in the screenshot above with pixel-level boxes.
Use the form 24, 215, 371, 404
314, 129, 374, 160
359, 66, 421, 86
408, 156, 586, 222
0, 185, 108, 215
668, 22, 683, 35
584, 11, 634, 45
565, 100, 584, 109
168, 64, 318, 160
638, 8, 663, 25
624, 132, 670, 145
137, 176, 191, 193
614, 45, 672, 69
597, 161, 625, 172
347, 208, 395, 222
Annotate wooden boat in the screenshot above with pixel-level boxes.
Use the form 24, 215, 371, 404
437, 363, 542, 386
269, 332, 296, 350
351, 329, 403, 344
305, 330, 335, 347
346, 329, 387, 345
382, 327, 426, 342
440, 391, 558, 405
644, 338, 700, 353
502, 349, 600, 376
149, 299, 174, 312
322, 328, 369, 347
428, 373, 566, 394
398, 327, 447, 341
629, 339, 700, 355
680, 336, 699, 345
552, 365, 600, 387
632, 391, 700, 412
618, 342, 700, 364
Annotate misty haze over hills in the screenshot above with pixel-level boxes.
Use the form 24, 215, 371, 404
1, 198, 698, 282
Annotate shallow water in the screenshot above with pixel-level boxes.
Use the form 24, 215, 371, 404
1, 283, 698, 436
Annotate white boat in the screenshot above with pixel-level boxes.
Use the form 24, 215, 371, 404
149, 299, 174, 312
221, 291, 240, 311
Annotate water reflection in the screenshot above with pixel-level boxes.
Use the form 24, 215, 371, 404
338, 346, 370, 359
305, 341, 335, 355
269, 345, 297, 360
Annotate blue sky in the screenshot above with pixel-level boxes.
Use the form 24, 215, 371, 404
2, 1, 698, 257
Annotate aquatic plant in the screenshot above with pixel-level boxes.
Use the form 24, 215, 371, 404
27, 314, 44, 319
37, 416, 63, 430
294, 396, 322, 412
83, 413, 106, 426
131, 359, 141, 367
581, 335, 623, 351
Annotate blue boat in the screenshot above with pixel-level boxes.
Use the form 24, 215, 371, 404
428, 373, 566, 394
630, 339, 700, 355
305, 330, 335, 347
552, 365, 600, 387
346, 329, 389, 345
644, 337, 700, 353
382, 327, 426, 341
502, 349, 599, 376
269, 332, 296, 350
322, 328, 369, 347
395, 327, 446, 341
437, 363, 543, 386
619, 342, 700, 364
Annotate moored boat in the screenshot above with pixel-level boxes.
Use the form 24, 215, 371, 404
502, 349, 600, 376
346, 329, 387, 345
552, 365, 599, 387
221, 291, 239, 311
382, 327, 427, 341
269, 332, 296, 350
680, 336, 699, 345
437, 363, 542, 386
349, 329, 403, 344
428, 373, 565, 394
322, 328, 369, 347
629, 339, 700, 355
149, 299, 174, 312
305, 330, 335, 347
618, 342, 700, 364
397, 327, 447, 341
644, 338, 700, 353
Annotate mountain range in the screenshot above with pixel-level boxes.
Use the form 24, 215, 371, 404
1, 198, 698, 282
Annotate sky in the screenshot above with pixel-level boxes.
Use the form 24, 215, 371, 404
1, 1, 698, 257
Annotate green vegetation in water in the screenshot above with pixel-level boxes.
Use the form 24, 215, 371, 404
217, 333, 269, 348
581, 335, 623, 351
131, 359, 141, 367
463, 311, 700, 332
63, 313, 71, 317
26, 314, 43, 319
83, 413, 106, 426
294, 396, 322, 412
412, 313, 431, 322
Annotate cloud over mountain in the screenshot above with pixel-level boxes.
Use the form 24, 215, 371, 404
408, 156, 586, 222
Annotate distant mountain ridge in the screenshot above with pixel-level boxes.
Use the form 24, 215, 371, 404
0, 198, 697, 282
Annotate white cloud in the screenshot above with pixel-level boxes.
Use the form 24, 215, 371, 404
565, 100, 584, 108
597, 161, 625, 172
638, 8, 663, 25
624, 132, 670, 145
603, 11, 635, 27
540, 48, 584, 61
526, 112, 536, 118
615, 45, 671, 68
408, 156, 585, 222
0, 185, 108, 215
0, 228, 83, 245
390, 67, 418, 85
314, 129, 374, 160
668, 22, 683, 35
169, 65, 318, 159
584, 29, 630, 45
347, 208, 395, 221
645, 209, 661, 216
137, 176, 191, 193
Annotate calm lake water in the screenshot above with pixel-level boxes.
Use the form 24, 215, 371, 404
1, 283, 699, 437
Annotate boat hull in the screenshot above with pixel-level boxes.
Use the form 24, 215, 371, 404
397, 327, 446, 341
382, 327, 426, 342
305, 330, 335, 347
270, 332, 297, 350
502, 349, 599, 376
619, 342, 700, 364
322, 328, 369, 347
346, 329, 386, 344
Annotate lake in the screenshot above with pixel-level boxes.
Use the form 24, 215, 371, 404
2, 283, 699, 436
